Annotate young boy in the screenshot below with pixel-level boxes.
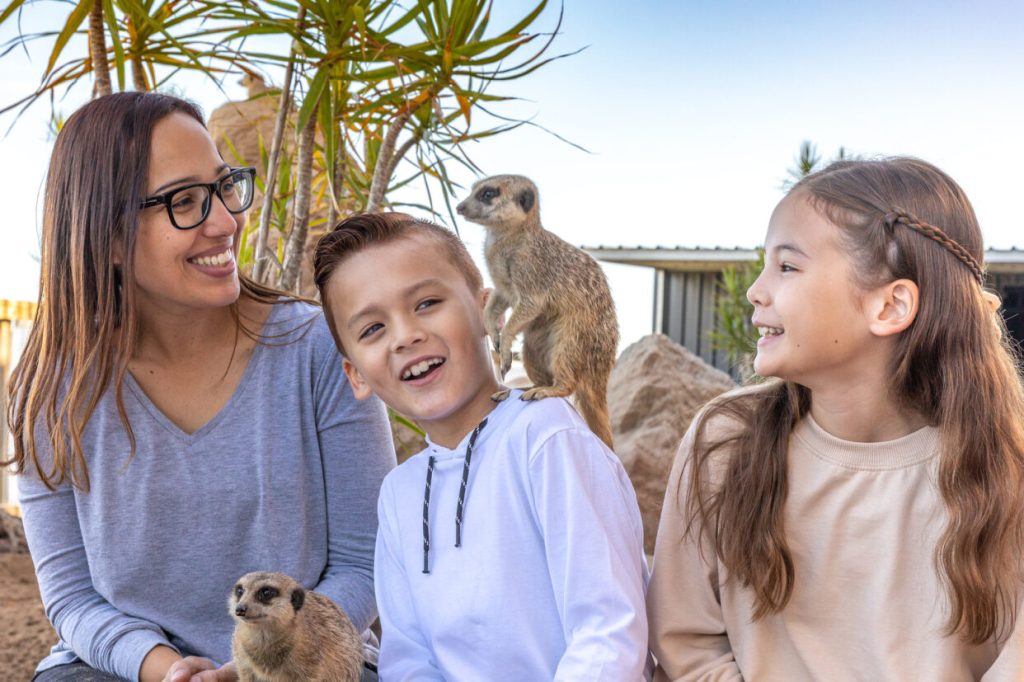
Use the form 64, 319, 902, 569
314, 212, 649, 681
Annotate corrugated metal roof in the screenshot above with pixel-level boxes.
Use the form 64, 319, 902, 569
583, 245, 1024, 273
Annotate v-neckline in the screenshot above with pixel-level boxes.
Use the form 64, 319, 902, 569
124, 305, 278, 445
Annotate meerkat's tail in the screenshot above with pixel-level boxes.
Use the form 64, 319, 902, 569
574, 379, 614, 450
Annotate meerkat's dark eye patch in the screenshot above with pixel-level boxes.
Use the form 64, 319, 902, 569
234, 584, 244, 599
516, 188, 535, 213
477, 186, 500, 203
290, 587, 306, 611
256, 586, 279, 603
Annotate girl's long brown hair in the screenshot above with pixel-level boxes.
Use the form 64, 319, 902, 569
5, 91, 295, 492
686, 157, 1024, 644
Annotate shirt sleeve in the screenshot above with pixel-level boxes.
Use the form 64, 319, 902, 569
647, 425, 744, 682
19, 461, 173, 682
311, 330, 397, 632
527, 426, 649, 682
374, 481, 446, 681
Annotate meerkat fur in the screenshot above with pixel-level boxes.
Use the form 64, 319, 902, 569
229, 571, 363, 682
456, 174, 618, 448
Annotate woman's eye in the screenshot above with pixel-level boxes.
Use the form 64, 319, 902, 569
416, 298, 440, 311
780, 263, 796, 273
171, 195, 194, 210
359, 323, 382, 340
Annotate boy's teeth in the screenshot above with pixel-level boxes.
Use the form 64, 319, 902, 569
403, 358, 442, 379
191, 249, 233, 267
759, 326, 783, 337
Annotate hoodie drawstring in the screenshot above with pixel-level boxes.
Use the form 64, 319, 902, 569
422, 417, 489, 574
422, 455, 436, 574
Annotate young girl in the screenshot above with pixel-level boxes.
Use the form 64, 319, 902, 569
647, 157, 1024, 681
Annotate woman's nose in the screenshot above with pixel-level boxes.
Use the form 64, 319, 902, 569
200, 194, 241, 237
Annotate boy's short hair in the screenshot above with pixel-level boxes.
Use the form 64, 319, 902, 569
313, 212, 484, 354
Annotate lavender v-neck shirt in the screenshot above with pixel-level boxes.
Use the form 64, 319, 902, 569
19, 302, 396, 681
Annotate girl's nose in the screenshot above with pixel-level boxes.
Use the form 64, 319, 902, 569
746, 268, 769, 307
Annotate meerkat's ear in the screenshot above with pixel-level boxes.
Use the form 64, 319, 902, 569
290, 587, 305, 611
516, 188, 535, 213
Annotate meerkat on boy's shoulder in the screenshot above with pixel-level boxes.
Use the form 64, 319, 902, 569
229, 571, 364, 682
456, 174, 618, 448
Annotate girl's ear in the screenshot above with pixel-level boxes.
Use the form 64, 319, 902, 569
868, 278, 919, 337
342, 357, 373, 400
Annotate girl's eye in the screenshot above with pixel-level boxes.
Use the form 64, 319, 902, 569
780, 263, 796, 273
359, 323, 383, 340
416, 298, 440, 311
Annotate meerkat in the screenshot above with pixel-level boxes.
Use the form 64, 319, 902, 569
238, 68, 271, 99
456, 174, 618, 448
229, 571, 364, 682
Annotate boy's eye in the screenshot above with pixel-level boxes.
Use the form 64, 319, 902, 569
359, 323, 383, 340
780, 262, 796, 273
416, 298, 440, 311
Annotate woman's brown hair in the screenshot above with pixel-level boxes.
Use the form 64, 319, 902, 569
5, 91, 294, 491
685, 157, 1024, 644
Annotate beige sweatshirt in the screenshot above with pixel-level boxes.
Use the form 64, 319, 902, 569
647, 406, 1024, 681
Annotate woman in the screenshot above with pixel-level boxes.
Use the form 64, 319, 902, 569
7, 92, 395, 682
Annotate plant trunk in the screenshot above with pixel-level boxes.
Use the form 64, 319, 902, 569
365, 107, 415, 213
89, 0, 112, 98
279, 103, 318, 293
252, 6, 306, 284
131, 51, 148, 91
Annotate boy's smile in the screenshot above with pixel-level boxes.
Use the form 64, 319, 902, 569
325, 233, 500, 448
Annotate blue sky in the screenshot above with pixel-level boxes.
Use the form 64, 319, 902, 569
2, 0, 1022, 348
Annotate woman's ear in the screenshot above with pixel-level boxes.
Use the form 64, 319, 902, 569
342, 357, 373, 400
868, 278, 919, 337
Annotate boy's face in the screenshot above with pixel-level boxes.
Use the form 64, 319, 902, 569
325, 233, 498, 440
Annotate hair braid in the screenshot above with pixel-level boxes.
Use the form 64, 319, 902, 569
883, 208, 985, 285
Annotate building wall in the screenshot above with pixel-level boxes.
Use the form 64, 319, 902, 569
655, 270, 737, 377
992, 272, 1024, 352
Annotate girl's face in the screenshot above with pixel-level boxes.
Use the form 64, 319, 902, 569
746, 193, 883, 388
133, 112, 244, 317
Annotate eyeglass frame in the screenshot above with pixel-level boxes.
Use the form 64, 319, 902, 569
138, 166, 257, 230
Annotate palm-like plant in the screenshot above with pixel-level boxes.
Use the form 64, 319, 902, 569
1, 0, 572, 296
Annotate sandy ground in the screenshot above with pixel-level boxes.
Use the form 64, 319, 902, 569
0, 552, 54, 681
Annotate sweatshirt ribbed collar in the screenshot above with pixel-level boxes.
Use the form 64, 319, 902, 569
793, 413, 940, 471
423, 388, 521, 461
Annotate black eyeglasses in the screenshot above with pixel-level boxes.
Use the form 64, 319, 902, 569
139, 167, 256, 230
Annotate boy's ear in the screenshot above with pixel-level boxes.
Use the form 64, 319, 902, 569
342, 357, 374, 400
867, 278, 919, 337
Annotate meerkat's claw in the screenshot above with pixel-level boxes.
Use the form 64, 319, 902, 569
520, 386, 572, 401
491, 389, 512, 402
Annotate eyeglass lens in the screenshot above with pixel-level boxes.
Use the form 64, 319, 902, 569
170, 170, 254, 229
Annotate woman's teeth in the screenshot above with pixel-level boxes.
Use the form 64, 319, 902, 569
403, 358, 443, 380
759, 326, 783, 337
190, 249, 233, 267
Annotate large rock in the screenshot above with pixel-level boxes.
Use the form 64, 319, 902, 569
0, 508, 27, 553
609, 334, 735, 554
207, 76, 289, 176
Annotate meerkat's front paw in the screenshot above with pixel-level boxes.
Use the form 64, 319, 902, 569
491, 389, 512, 402
520, 385, 572, 401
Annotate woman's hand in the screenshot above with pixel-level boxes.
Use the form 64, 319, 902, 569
164, 657, 238, 682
